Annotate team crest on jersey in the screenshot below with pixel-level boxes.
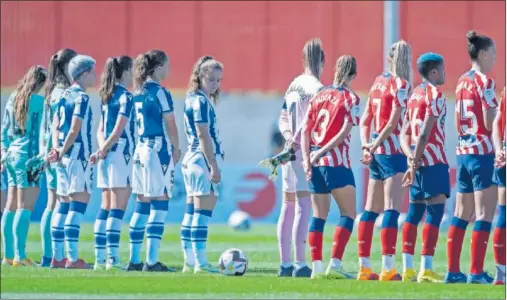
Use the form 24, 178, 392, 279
161, 163, 169, 174
81, 160, 88, 170
124, 153, 131, 165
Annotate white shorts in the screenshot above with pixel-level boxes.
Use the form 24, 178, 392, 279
131, 143, 175, 198
97, 141, 133, 189
281, 154, 308, 193
182, 151, 222, 197
56, 156, 93, 197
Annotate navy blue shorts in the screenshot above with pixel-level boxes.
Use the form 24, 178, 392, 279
369, 153, 407, 181
309, 166, 355, 194
493, 165, 506, 188
456, 154, 494, 193
409, 163, 450, 201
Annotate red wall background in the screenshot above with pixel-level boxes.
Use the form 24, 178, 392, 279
1, 1, 505, 92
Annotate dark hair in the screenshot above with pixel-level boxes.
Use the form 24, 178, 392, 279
417, 60, 442, 79
14, 65, 48, 133
99, 55, 133, 104
134, 50, 167, 88
467, 30, 494, 60
44, 48, 77, 105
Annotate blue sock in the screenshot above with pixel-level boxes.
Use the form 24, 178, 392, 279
405, 202, 426, 225
51, 202, 69, 261
192, 209, 212, 267
107, 209, 125, 263
1, 210, 15, 260
129, 201, 150, 264
425, 204, 445, 228
64, 201, 87, 263
94, 209, 109, 264
181, 203, 194, 266
40, 208, 53, 260
497, 205, 506, 228
146, 200, 168, 265
13, 209, 31, 260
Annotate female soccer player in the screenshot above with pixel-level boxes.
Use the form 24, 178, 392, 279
400, 52, 448, 283
1, 65, 47, 266
358, 40, 412, 281
48, 54, 96, 269
128, 50, 180, 272
445, 31, 498, 284
302, 55, 360, 279
277, 38, 325, 277
180, 56, 224, 274
90, 55, 135, 270
41, 48, 77, 268
492, 87, 506, 285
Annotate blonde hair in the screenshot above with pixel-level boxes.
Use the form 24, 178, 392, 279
302, 38, 325, 78
188, 56, 224, 105
14, 65, 48, 133
389, 40, 413, 87
333, 55, 357, 87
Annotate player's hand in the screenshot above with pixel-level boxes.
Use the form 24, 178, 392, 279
210, 165, 221, 184
495, 150, 506, 168
173, 149, 182, 165
309, 150, 322, 165
89, 153, 98, 166
303, 159, 312, 181
48, 149, 59, 163
360, 148, 373, 165
402, 168, 415, 187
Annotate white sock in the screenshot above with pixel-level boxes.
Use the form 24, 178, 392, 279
402, 253, 413, 271
294, 261, 307, 269
382, 255, 394, 271
421, 255, 432, 271
496, 264, 506, 274
359, 257, 371, 268
330, 258, 341, 269
312, 260, 324, 273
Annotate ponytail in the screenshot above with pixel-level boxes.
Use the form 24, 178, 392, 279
333, 55, 357, 88
99, 58, 117, 104
134, 50, 167, 89
389, 40, 413, 87
302, 38, 325, 79
14, 66, 48, 133
44, 48, 77, 106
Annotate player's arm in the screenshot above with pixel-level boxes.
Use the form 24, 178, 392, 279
412, 115, 437, 167
96, 116, 106, 150
59, 95, 87, 157
100, 94, 133, 154
314, 123, 354, 159
370, 106, 403, 152
1, 102, 11, 156
194, 96, 219, 179
278, 102, 292, 142
400, 113, 413, 159
482, 78, 498, 131
301, 107, 315, 180
492, 106, 503, 154
158, 89, 181, 164
38, 106, 48, 157
359, 97, 373, 147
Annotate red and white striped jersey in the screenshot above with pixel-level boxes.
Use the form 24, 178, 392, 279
405, 82, 448, 167
455, 69, 498, 155
367, 72, 410, 155
305, 85, 361, 168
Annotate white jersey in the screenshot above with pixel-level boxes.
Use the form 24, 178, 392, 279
284, 74, 324, 134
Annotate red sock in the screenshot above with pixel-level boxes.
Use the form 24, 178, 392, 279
471, 229, 491, 275
402, 222, 417, 254
493, 227, 506, 266
358, 220, 375, 257
381, 227, 398, 255
308, 231, 323, 261
331, 226, 352, 260
447, 225, 466, 272
421, 224, 439, 256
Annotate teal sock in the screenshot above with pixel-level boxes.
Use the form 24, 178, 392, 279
40, 209, 53, 259
13, 209, 31, 260
1, 210, 15, 259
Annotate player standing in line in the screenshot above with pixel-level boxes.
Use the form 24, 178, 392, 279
399, 53, 449, 283
445, 31, 498, 284
48, 55, 96, 269
128, 50, 180, 272
0, 171, 6, 224
41, 48, 78, 268
0, 65, 47, 266
302, 55, 360, 279
90, 55, 135, 270
357, 41, 412, 281
276, 38, 325, 277
180, 56, 224, 274
492, 87, 506, 285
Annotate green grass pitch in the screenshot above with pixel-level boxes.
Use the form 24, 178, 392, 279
1, 224, 505, 299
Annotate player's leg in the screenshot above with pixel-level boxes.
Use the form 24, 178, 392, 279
181, 196, 195, 272
93, 190, 110, 270
357, 177, 383, 280
64, 158, 92, 269
106, 186, 131, 270
39, 166, 58, 267
192, 192, 219, 273
468, 154, 496, 284
493, 166, 506, 285
142, 147, 172, 272
50, 196, 69, 268
445, 155, 474, 283
291, 160, 312, 277
277, 163, 295, 276
379, 173, 404, 281
308, 193, 330, 279
1, 186, 17, 265
0, 169, 6, 220
12, 186, 40, 267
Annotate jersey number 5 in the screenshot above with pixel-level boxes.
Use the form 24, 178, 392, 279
135, 102, 145, 135
457, 99, 478, 135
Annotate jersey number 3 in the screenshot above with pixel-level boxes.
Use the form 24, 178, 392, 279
312, 109, 330, 144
